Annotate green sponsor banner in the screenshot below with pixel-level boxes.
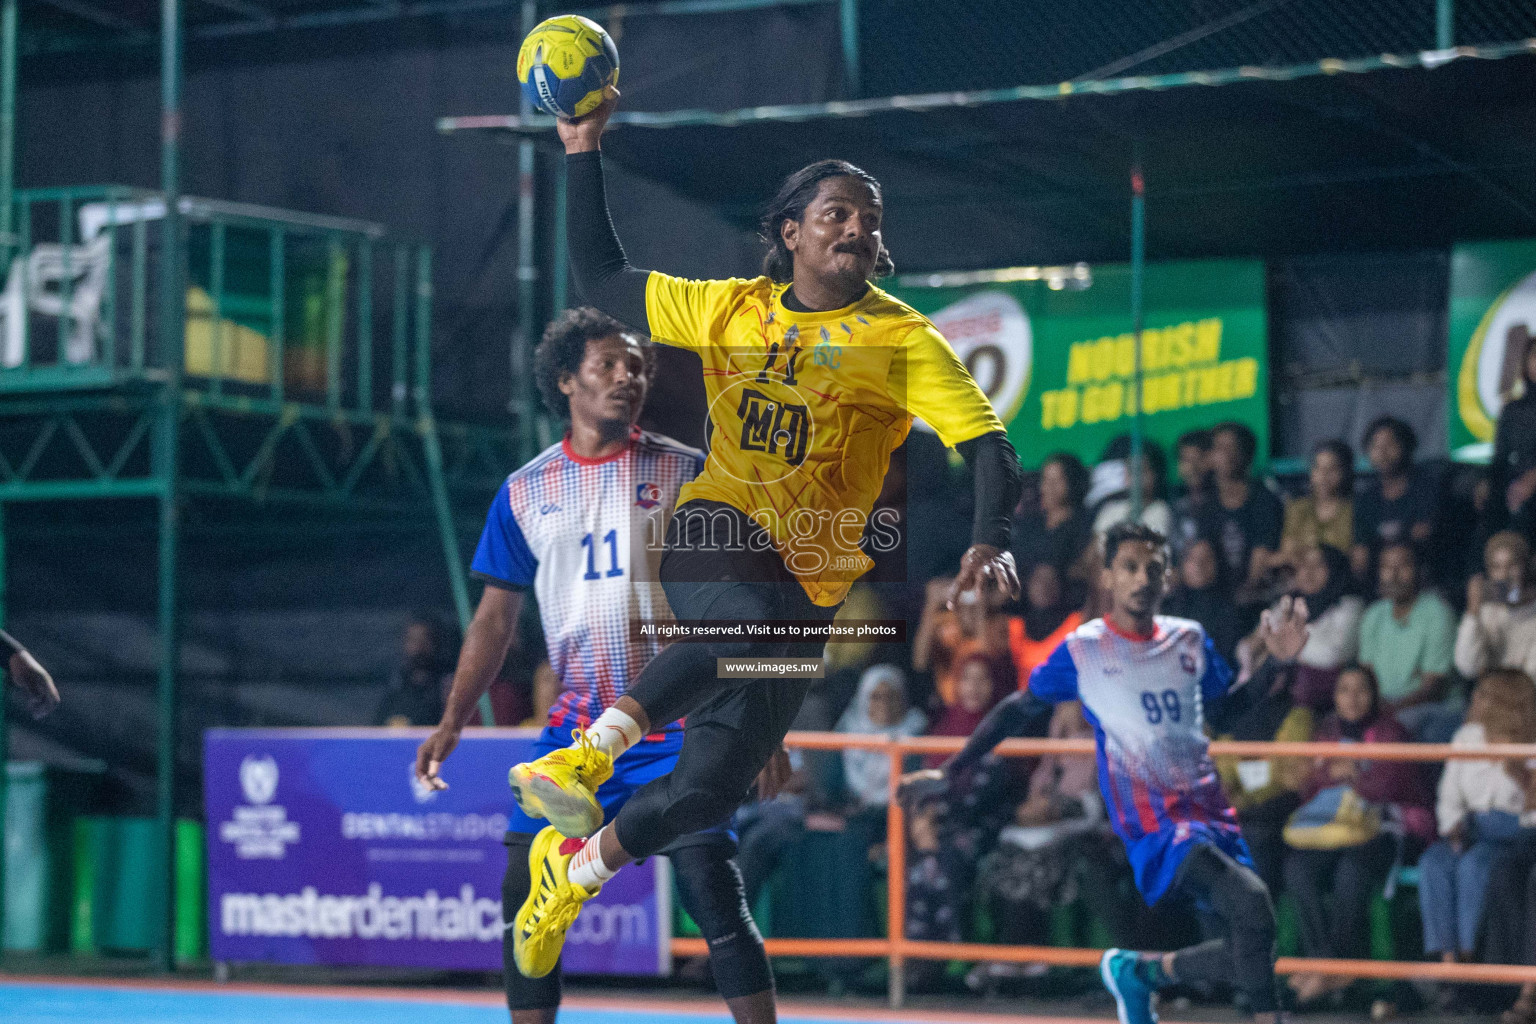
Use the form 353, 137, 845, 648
1448, 238, 1536, 462
890, 258, 1269, 470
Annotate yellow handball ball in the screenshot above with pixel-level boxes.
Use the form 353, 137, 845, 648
517, 15, 620, 120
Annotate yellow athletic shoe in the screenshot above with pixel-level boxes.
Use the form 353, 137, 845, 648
508, 729, 612, 838
512, 825, 600, 978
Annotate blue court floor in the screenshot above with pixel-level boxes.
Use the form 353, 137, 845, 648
0, 981, 983, 1024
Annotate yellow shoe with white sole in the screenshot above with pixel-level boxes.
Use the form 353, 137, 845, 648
511, 825, 600, 978
508, 729, 612, 838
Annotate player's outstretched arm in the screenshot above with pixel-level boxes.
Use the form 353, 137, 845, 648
2, 629, 60, 719
415, 586, 524, 790
557, 88, 652, 333
899, 689, 1051, 801
946, 431, 1023, 607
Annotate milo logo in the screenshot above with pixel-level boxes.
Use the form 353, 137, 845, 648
1458, 268, 1536, 447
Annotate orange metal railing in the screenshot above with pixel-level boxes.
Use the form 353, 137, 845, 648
669, 731, 1536, 1007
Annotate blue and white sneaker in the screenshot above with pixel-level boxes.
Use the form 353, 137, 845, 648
1100, 948, 1159, 1024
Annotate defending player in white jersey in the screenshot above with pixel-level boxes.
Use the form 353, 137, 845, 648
413, 309, 777, 1024
903, 521, 1310, 1024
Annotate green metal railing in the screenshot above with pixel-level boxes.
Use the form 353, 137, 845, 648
0, 186, 434, 422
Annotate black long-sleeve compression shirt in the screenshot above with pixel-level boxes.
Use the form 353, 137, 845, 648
564, 150, 1021, 551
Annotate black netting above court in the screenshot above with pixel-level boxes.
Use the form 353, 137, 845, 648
592, 51, 1536, 271
856, 0, 1536, 97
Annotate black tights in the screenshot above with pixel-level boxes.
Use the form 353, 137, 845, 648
1165, 843, 1280, 1014
613, 501, 836, 858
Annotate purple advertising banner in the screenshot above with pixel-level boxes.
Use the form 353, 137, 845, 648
204, 729, 669, 974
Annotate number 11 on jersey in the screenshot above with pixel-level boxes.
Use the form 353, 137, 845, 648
581, 529, 624, 580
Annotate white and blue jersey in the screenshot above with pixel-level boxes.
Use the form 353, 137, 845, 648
1028, 615, 1248, 904
473, 427, 709, 838
471, 427, 703, 733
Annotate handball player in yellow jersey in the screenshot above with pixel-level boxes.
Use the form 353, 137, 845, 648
507, 87, 1024, 984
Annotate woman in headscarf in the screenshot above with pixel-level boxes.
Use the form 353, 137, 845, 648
1162, 534, 1241, 663
1237, 543, 1361, 712
1283, 664, 1434, 1007
924, 653, 1008, 769
837, 664, 927, 810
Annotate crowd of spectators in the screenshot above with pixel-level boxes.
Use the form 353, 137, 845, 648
408, 341, 1536, 1012
721, 360, 1536, 1011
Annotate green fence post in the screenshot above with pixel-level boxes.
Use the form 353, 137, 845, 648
209, 220, 225, 397
357, 240, 372, 413
16, 198, 26, 369
1129, 153, 1145, 520
155, 0, 185, 974
413, 246, 491, 725
0, 0, 16, 268
326, 235, 343, 410
1436, 0, 1454, 48
391, 244, 408, 417
131, 218, 147, 370
269, 227, 284, 403
59, 193, 73, 366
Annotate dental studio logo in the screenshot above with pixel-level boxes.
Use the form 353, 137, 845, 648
220, 754, 301, 860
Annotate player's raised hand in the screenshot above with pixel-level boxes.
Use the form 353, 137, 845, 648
9, 649, 59, 719
1258, 594, 1311, 663
414, 725, 461, 792
556, 86, 619, 155
946, 545, 1020, 609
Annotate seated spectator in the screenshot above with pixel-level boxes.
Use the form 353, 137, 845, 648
1007, 562, 1084, 691
1169, 429, 1214, 559
1240, 544, 1362, 712
1359, 540, 1459, 740
913, 575, 1012, 709
1213, 658, 1314, 893
1282, 665, 1435, 1005
902, 698, 1027, 982
1011, 452, 1094, 603
1456, 531, 1536, 680
1352, 416, 1437, 585
1091, 434, 1172, 540
837, 664, 927, 811
1490, 336, 1536, 541
1278, 440, 1355, 570
974, 701, 1109, 981
374, 611, 457, 727
1420, 669, 1536, 967
1203, 420, 1284, 597
924, 654, 1008, 768
1162, 534, 1241, 662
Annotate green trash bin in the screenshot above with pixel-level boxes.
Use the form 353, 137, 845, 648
70, 816, 206, 961
4, 759, 105, 952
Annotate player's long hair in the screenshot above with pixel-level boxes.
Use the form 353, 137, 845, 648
759, 160, 895, 284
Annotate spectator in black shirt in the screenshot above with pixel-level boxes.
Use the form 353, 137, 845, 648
1491, 339, 1536, 541
1162, 534, 1241, 663
1169, 428, 1214, 559
1010, 452, 1094, 605
1351, 417, 1436, 586
1202, 420, 1284, 597
375, 612, 458, 727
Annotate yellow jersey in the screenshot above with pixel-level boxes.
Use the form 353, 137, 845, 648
645, 272, 1003, 606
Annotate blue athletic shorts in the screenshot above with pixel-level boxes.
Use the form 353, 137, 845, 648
505, 725, 734, 846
